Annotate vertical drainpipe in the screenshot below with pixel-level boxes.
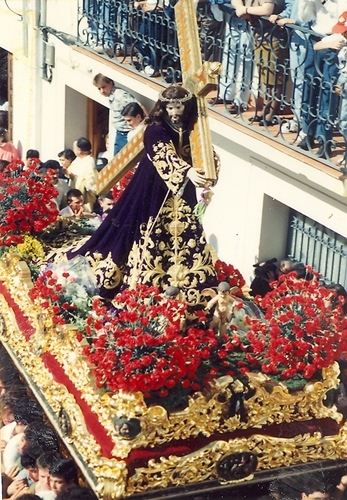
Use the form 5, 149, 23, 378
38, 0, 47, 80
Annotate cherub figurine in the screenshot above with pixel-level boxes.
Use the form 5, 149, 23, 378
205, 282, 239, 336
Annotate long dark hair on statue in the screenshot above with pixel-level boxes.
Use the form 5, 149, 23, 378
146, 85, 198, 132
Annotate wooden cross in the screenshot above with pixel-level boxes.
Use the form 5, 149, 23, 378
97, 0, 220, 195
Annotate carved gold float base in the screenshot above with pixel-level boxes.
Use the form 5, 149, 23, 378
1, 255, 347, 498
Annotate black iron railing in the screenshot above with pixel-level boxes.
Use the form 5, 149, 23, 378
286, 210, 347, 288
77, 1, 346, 171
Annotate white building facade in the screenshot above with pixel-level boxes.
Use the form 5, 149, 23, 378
1, 0, 347, 287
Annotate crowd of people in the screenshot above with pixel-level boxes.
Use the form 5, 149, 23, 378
0, 346, 97, 500
208, 0, 347, 161
82, 0, 347, 163
0, 73, 148, 223
255, 468, 347, 500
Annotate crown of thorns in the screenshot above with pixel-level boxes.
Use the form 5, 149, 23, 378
158, 87, 193, 103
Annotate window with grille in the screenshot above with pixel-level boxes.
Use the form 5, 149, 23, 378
286, 210, 347, 287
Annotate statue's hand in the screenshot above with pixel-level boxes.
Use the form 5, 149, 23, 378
187, 167, 206, 187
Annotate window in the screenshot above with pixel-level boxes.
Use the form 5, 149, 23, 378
286, 210, 347, 287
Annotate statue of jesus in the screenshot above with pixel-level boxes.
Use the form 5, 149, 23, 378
68, 85, 219, 304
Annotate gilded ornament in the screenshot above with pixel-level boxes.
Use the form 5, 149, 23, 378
1, 256, 347, 498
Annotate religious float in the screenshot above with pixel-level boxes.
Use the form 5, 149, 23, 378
1, 158, 347, 499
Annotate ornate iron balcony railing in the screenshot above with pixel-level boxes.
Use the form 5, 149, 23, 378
77, 0, 346, 171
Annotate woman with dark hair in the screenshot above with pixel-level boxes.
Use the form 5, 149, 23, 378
68, 85, 218, 304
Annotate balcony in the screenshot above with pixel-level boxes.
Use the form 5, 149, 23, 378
74, 1, 346, 172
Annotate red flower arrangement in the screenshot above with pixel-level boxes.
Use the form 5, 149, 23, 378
244, 271, 347, 388
112, 170, 134, 202
0, 160, 58, 246
29, 254, 347, 400
77, 284, 240, 407
214, 259, 246, 294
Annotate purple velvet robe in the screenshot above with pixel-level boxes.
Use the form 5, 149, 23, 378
69, 120, 218, 301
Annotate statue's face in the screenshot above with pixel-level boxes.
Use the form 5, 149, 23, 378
166, 102, 185, 126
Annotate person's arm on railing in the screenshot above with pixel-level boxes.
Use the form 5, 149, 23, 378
269, 0, 292, 24
233, 0, 274, 19
314, 33, 346, 51
275, 17, 295, 26
232, 0, 248, 19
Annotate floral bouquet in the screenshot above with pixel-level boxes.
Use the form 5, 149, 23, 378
0, 160, 59, 246
243, 271, 347, 390
29, 256, 99, 330
77, 284, 243, 409
0, 234, 46, 280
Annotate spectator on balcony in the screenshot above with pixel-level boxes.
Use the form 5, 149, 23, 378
209, 2, 254, 114
323, 282, 347, 316
93, 74, 138, 155
241, 0, 287, 126
96, 134, 111, 169
297, 0, 345, 158
0, 128, 20, 163
133, 0, 166, 77
196, 0, 226, 62
278, 259, 314, 280
269, 0, 313, 136
83, 0, 115, 57
116, 0, 132, 57
121, 102, 146, 141
250, 258, 278, 298
313, 12, 347, 165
